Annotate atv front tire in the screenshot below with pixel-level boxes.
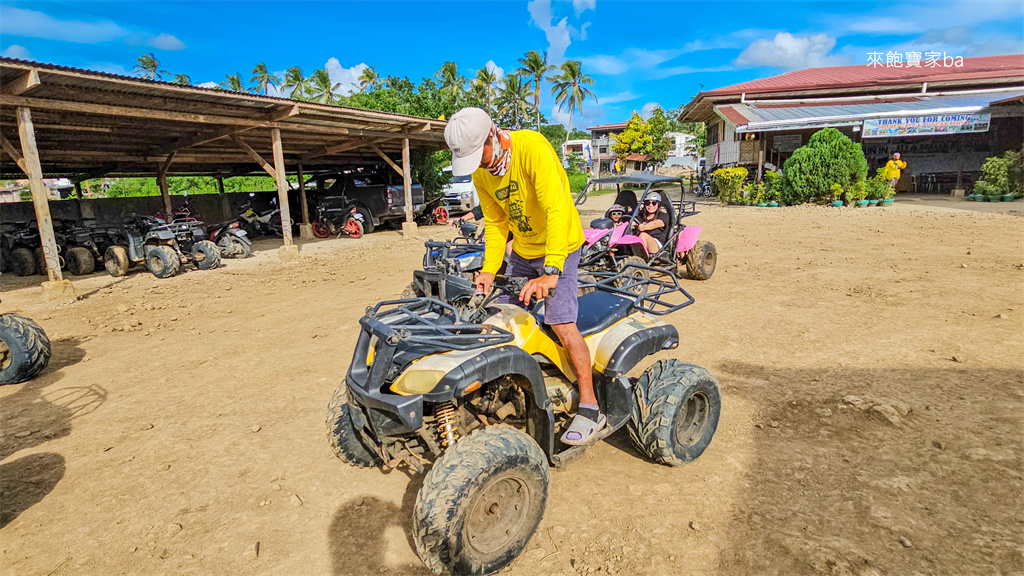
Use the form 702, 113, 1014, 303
10, 248, 36, 277
104, 246, 130, 277
414, 425, 549, 576
616, 255, 650, 296
629, 360, 721, 466
0, 314, 51, 385
326, 383, 383, 467
66, 247, 95, 276
191, 240, 221, 270
684, 240, 717, 280
218, 236, 251, 259
146, 245, 180, 279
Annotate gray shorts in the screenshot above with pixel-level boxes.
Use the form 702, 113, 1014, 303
499, 248, 580, 325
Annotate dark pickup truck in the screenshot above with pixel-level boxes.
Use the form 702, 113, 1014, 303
312, 171, 424, 233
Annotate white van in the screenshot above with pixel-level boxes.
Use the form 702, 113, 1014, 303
442, 166, 478, 214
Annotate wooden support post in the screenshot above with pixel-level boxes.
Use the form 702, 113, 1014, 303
401, 137, 416, 237
74, 182, 83, 198
16, 106, 71, 295
270, 128, 297, 259
157, 165, 172, 218
297, 162, 313, 240
217, 176, 230, 220
757, 147, 765, 182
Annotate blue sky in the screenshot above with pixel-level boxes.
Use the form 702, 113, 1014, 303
1, 0, 1022, 128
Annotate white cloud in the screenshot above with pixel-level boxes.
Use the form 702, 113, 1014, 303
841, 0, 1023, 36
597, 90, 639, 104
2, 44, 31, 59
580, 54, 628, 75
325, 58, 367, 96
734, 32, 850, 71
485, 60, 505, 80
581, 47, 734, 79
197, 81, 219, 89
148, 33, 186, 51
549, 103, 605, 131
572, 0, 596, 16
640, 102, 660, 118
86, 62, 129, 75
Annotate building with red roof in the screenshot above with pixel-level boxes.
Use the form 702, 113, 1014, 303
679, 54, 1024, 193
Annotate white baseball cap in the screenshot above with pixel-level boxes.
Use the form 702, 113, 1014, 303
445, 107, 492, 177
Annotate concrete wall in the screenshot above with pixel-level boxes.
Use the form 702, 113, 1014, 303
0, 191, 291, 225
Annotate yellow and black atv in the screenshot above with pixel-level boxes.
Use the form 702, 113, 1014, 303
326, 266, 721, 575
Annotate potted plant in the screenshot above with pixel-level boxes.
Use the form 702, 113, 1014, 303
829, 183, 844, 207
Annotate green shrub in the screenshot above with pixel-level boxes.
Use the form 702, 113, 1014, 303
780, 128, 868, 204
865, 173, 891, 199
567, 172, 588, 195
763, 170, 781, 202
711, 167, 748, 205
829, 183, 844, 202
973, 149, 1024, 198
844, 181, 867, 203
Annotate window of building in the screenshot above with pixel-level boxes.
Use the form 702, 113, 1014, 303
707, 122, 719, 145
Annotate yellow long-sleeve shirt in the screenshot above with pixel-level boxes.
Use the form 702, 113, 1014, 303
881, 159, 907, 180
472, 130, 585, 274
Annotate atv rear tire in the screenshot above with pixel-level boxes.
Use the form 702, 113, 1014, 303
104, 246, 130, 277
191, 240, 221, 270
326, 383, 382, 467
66, 247, 95, 276
684, 240, 717, 281
218, 236, 251, 259
413, 425, 549, 576
578, 272, 597, 296
146, 245, 180, 279
10, 248, 36, 277
0, 314, 51, 385
629, 360, 720, 466
34, 247, 47, 276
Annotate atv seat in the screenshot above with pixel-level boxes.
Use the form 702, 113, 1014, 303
534, 290, 634, 340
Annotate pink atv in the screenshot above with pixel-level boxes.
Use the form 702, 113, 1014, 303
575, 175, 717, 283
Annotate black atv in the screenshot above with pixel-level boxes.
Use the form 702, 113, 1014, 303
402, 221, 487, 309
326, 267, 721, 575
104, 215, 220, 279
1, 221, 46, 277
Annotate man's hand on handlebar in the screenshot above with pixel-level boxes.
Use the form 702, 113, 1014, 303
475, 272, 495, 295
520, 274, 558, 303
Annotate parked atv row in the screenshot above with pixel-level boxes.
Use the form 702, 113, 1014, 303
0, 211, 251, 280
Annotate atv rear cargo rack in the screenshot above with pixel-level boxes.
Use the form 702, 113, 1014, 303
363, 298, 513, 352
583, 264, 695, 316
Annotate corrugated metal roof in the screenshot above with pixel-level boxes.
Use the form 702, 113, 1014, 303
587, 122, 627, 131
729, 89, 1024, 132
708, 54, 1024, 96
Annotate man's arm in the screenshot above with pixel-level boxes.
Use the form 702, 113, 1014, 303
525, 138, 572, 271
474, 175, 509, 276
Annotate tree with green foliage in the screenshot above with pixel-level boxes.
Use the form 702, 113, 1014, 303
171, 74, 192, 86
133, 53, 168, 80
250, 62, 280, 95
282, 66, 309, 100
611, 111, 671, 163
496, 73, 532, 129
434, 62, 465, 101
219, 72, 246, 92
473, 66, 499, 115
548, 60, 596, 137
645, 106, 673, 163
516, 50, 555, 129
308, 69, 342, 104
358, 66, 381, 92
538, 123, 567, 155
780, 128, 868, 204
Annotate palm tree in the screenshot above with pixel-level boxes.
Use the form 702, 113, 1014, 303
282, 66, 308, 100
132, 52, 168, 80
171, 74, 192, 86
474, 66, 498, 114
219, 72, 245, 92
358, 66, 381, 92
516, 50, 555, 129
548, 60, 597, 137
497, 73, 532, 130
250, 62, 281, 95
307, 68, 342, 104
434, 61, 465, 100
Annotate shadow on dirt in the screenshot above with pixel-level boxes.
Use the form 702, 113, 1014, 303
714, 362, 1024, 576
0, 452, 65, 528
327, 473, 430, 576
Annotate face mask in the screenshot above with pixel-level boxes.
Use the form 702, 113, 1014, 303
487, 128, 512, 177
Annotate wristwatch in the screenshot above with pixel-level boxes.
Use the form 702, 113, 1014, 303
542, 265, 562, 277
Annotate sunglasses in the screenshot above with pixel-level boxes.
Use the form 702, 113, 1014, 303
644, 200, 660, 205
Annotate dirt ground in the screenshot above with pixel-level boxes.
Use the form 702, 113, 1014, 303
2, 195, 1022, 576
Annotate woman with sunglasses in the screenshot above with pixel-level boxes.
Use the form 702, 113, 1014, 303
633, 190, 669, 254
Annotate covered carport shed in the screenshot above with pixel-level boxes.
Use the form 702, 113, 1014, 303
0, 58, 447, 296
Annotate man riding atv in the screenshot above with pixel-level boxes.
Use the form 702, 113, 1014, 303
445, 107, 601, 445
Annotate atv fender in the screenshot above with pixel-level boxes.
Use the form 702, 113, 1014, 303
601, 324, 679, 378
676, 226, 702, 253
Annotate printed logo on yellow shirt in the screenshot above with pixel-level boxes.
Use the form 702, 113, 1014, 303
495, 179, 534, 234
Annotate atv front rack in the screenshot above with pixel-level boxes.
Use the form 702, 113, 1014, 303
363, 297, 513, 351
583, 264, 695, 316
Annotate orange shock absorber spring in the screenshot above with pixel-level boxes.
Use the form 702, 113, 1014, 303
434, 401, 459, 448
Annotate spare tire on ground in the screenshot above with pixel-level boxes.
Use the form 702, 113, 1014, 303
0, 314, 52, 385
